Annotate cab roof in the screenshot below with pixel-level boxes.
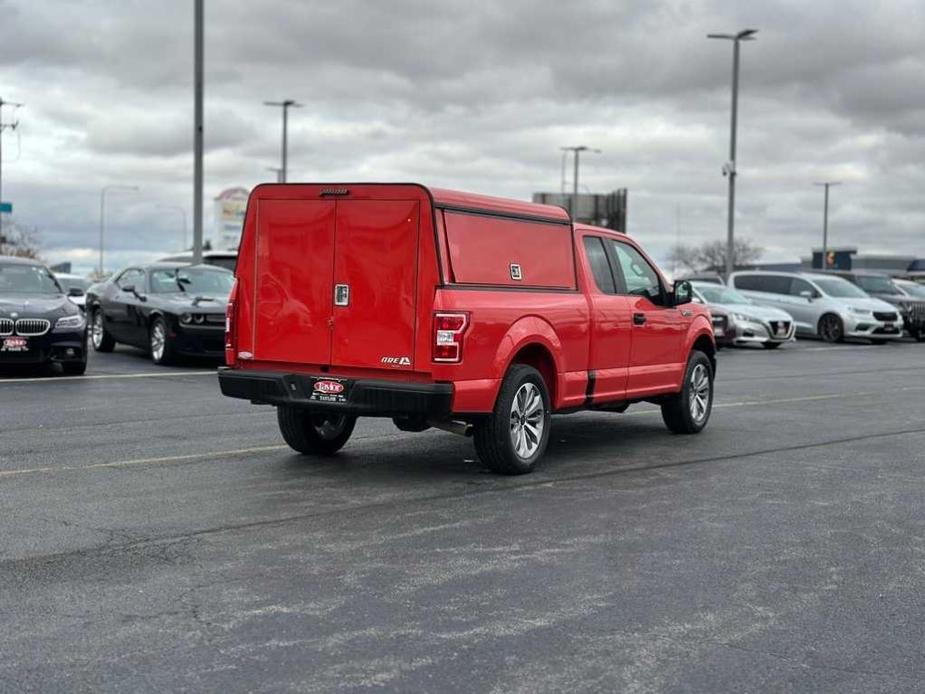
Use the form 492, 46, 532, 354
429, 187, 570, 224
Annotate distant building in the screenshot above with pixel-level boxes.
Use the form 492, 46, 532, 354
211, 187, 249, 250
532, 190, 628, 232
800, 247, 918, 273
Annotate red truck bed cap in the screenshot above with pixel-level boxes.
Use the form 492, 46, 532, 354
429, 187, 571, 224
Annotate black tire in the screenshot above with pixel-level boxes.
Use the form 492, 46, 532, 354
62, 359, 87, 375
915, 330, 925, 343
473, 364, 551, 475
818, 314, 844, 343
277, 406, 357, 455
149, 317, 176, 365
762, 342, 782, 350
90, 308, 115, 352
661, 350, 714, 435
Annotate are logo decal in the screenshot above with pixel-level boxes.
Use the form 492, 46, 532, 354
313, 380, 345, 394
381, 356, 411, 367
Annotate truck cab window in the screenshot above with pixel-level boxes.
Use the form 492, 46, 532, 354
610, 241, 661, 302
582, 236, 615, 294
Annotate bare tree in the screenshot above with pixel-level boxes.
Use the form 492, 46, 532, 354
0, 219, 42, 259
672, 238, 763, 275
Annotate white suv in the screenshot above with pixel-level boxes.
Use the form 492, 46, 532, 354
728, 271, 904, 343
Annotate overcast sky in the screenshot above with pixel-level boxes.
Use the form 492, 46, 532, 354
1, 0, 924, 273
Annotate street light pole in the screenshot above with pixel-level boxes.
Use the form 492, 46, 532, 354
264, 100, 302, 183
814, 181, 841, 271
99, 185, 139, 277
560, 145, 601, 219
158, 205, 188, 250
0, 98, 24, 234
708, 28, 757, 279
192, 0, 204, 265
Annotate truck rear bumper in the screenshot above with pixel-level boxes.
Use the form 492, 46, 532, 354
218, 368, 453, 417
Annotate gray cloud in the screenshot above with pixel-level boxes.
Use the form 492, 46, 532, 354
0, 0, 923, 274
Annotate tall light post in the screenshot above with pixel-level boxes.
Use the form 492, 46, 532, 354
158, 204, 188, 250
0, 98, 24, 234
708, 28, 758, 279
266, 166, 283, 183
264, 100, 302, 183
814, 181, 841, 271
192, 0, 204, 264
560, 145, 601, 219
99, 185, 139, 277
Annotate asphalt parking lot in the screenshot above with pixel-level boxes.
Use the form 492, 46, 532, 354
2, 340, 924, 692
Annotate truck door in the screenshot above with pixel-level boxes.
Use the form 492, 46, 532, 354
606, 239, 687, 397
581, 235, 631, 402
252, 199, 336, 365
330, 200, 420, 371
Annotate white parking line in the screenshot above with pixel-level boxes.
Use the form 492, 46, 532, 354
0, 370, 216, 384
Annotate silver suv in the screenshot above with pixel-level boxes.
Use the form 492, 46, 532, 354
728, 271, 904, 343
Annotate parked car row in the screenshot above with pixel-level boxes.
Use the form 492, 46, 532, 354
689, 270, 925, 347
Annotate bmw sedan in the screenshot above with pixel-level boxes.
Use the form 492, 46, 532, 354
0, 255, 88, 374
692, 281, 795, 349
86, 263, 233, 365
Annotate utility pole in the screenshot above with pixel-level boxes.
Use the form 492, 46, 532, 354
266, 166, 283, 183
560, 145, 601, 219
0, 98, 24, 233
193, 0, 204, 264
814, 181, 841, 271
708, 29, 757, 279
264, 100, 302, 183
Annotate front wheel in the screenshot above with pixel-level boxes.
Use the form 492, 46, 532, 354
661, 350, 714, 435
818, 314, 844, 343
150, 317, 175, 365
90, 308, 115, 352
277, 407, 357, 455
474, 364, 551, 475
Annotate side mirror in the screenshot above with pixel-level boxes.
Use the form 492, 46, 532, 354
121, 284, 135, 294
672, 280, 693, 307
67, 288, 85, 298
799, 290, 813, 300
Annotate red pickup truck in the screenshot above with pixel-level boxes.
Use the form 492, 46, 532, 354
219, 183, 715, 474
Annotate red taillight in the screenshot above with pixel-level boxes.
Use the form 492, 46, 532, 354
225, 278, 239, 366
433, 312, 468, 363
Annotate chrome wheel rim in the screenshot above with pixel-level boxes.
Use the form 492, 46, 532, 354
509, 382, 545, 459
151, 323, 166, 361
689, 364, 711, 424
311, 414, 347, 440
91, 312, 104, 348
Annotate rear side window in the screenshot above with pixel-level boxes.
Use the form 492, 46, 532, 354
789, 278, 817, 297
582, 236, 615, 294
733, 274, 790, 294
443, 211, 576, 289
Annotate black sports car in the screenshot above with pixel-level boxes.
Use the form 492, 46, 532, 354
86, 263, 233, 365
0, 255, 88, 375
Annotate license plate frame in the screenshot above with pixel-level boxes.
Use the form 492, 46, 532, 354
1, 336, 28, 352
308, 376, 350, 404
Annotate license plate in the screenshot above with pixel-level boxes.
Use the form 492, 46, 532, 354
713, 328, 725, 337
1, 336, 28, 352
884, 322, 894, 329
777, 325, 787, 336
308, 377, 349, 403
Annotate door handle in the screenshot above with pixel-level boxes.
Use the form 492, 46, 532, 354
334, 284, 350, 307
633, 313, 646, 326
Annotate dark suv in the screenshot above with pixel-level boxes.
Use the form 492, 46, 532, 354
831, 271, 925, 341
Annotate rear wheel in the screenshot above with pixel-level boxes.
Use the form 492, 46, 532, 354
661, 351, 713, 435
474, 364, 551, 475
818, 314, 844, 343
277, 407, 357, 455
90, 308, 115, 352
